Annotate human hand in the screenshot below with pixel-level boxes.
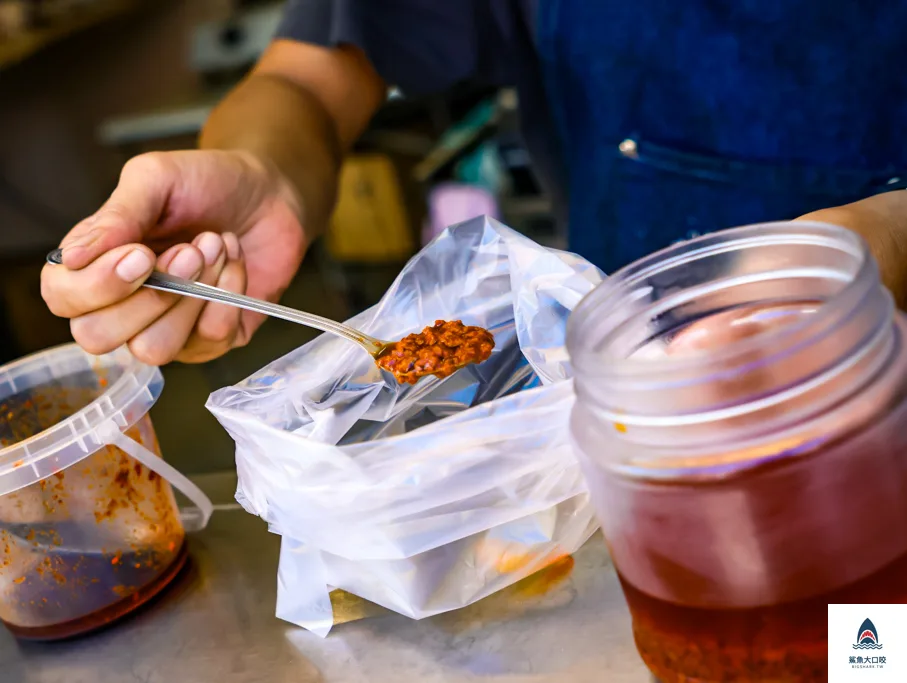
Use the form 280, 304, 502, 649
665, 191, 907, 355
797, 190, 907, 309
41, 149, 307, 364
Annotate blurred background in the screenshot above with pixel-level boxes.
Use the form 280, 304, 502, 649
0, 0, 558, 474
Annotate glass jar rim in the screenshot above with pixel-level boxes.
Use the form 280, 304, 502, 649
566, 221, 877, 380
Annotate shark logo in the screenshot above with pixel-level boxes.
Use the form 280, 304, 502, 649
854, 618, 883, 650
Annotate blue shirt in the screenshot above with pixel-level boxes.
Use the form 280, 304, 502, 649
277, 0, 907, 272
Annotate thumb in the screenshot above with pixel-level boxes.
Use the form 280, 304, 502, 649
61, 153, 177, 270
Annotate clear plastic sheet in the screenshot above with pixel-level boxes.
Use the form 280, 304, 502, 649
207, 216, 604, 635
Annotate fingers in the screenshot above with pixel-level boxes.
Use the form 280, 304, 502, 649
42, 243, 158, 318
65, 232, 249, 366
42, 148, 282, 365
42, 153, 180, 319
69, 243, 205, 355
61, 153, 176, 270
176, 233, 248, 363
127, 233, 228, 366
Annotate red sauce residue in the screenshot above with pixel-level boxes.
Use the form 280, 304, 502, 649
113, 468, 130, 488
376, 319, 495, 384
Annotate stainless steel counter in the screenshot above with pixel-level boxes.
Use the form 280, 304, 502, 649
2, 472, 650, 683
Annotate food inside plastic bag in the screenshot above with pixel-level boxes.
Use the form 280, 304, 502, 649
207, 216, 605, 635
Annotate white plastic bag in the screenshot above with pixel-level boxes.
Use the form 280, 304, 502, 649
207, 216, 604, 636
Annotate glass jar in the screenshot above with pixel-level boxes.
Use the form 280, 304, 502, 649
567, 222, 907, 682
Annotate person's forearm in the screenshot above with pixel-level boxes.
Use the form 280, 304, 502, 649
199, 72, 343, 240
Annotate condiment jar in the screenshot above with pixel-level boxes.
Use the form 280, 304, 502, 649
0, 344, 211, 640
567, 222, 907, 682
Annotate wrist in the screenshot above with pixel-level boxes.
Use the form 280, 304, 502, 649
198, 75, 343, 242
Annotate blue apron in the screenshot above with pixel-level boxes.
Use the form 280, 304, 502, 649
536, 0, 907, 274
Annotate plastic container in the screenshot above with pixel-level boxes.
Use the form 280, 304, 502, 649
567, 222, 907, 681
0, 344, 212, 640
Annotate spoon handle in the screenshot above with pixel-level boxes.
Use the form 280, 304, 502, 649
46, 249, 386, 356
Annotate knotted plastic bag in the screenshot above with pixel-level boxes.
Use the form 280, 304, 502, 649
207, 216, 604, 636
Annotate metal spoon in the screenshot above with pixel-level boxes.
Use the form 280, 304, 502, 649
46, 248, 393, 358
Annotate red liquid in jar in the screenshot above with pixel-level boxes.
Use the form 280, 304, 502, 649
601, 422, 907, 682
620, 547, 907, 682
2, 540, 188, 641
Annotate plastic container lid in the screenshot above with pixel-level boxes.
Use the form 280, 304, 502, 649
0, 343, 162, 498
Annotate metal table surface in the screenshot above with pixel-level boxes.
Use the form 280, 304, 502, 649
2, 472, 651, 683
